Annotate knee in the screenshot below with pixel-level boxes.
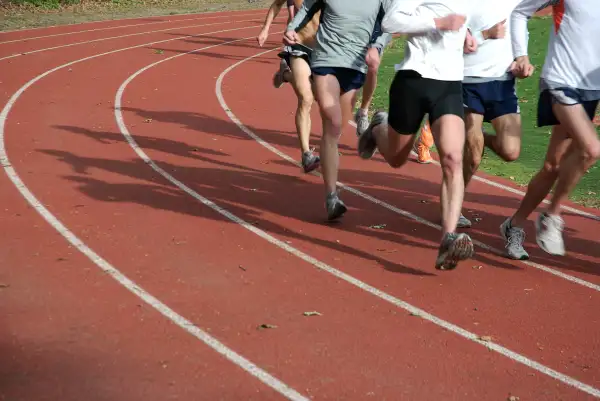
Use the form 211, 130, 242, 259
387, 157, 407, 169
440, 150, 463, 174
297, 93, 314, 110
499, 143, 521, 162
583, 139, 600, 165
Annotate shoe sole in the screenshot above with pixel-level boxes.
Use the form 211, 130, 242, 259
435, 234, 475, 270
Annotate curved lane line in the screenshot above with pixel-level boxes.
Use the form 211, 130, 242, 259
0, 17, 263, 62
0, 27, 307, 401
0, 11, 263, 45
114, 39, 600, 398
216, 47, 600, 292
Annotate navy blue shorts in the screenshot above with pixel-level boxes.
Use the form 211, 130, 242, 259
312, 67, 366, 93
462, 78, 519, 122
537, 86, 599, 127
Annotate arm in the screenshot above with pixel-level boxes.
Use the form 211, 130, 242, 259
287, 0, 322, 32
287, 0, 296, 22
381, 0, 436, 34
381, 0, 465, 35
370, 5, 392, 53
257, 0, 287, 46
511, 0, 556, 57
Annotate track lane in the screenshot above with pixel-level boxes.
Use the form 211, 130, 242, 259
2, 28, 596, 400
0, 8, 266, 41
0, 12, 265, 60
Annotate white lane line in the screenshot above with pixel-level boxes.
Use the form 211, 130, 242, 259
0, 34, 308, 401
0, 16, 264, 62
347, 121, 600, 222
0, 11, 263, 45
0, 6, 266, 35
114, 41, 600, 399
218, 48, 600, 293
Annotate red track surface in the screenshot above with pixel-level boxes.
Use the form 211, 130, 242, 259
1, 9, 599, 401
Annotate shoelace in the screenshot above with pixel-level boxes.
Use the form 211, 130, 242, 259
506, 228, 525, 249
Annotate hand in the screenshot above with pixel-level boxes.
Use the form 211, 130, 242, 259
366, 47, 381, 70
510, 55, 535, 78
434, 14, 466, 31
463, 30, 477, 54
257, 29, 268, 47
483, 19, 506, 39
283, 30, 299, 46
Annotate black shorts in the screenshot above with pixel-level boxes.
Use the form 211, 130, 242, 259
388, 69, 464, 134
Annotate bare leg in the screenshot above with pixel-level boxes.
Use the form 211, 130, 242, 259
546, 103, 600, 216
533, 103, 600, 255
289, 57, 314, 154
360, 66, 378, 113
510, 125, 572, 227
433, 115, 467, 236
463, 111, 485, 188
314, 75, 357, 220
486, 113, 522, 162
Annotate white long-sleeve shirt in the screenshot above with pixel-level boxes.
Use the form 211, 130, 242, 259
463, 0, 522, 81
511, 0, 600, 90
381, 0, 491, 81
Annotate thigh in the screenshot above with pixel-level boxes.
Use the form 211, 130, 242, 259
552, 101, 598, 151
388, 70, 427, 135
289, 57, 313, 100
545, 124, 574, 167
431, 114, 466, 160
491, 112, 522, 145
464, 111, 484, 151
313, 73, 342, 123
428, 80, 464, 126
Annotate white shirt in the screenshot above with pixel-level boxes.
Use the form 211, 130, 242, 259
381, 0, 490, 81
511, 0, 600, 90
463, 0, 522, 79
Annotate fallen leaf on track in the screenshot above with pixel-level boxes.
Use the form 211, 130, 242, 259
258, 324, 277, 330
303, 311, 322, 317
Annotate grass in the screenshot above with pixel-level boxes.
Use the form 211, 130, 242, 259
0, 0, 272, 31
368, 16, 599, 208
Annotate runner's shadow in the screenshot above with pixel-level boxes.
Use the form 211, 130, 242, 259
40, 146, 434, 277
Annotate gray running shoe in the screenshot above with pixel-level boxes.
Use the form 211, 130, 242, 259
500, 218, 529, 260
358, 111, 387, 160
535, 212, 565, 256
435, 232, 475, 270
326, 192, 347, 221
301, 150, 320, 173
273, 59, 289, 89
354, 109, 370, 137
457, 214, 472, 228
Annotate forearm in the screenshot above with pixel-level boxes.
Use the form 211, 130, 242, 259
261, 0, 285, 32
382, 1, 437, 35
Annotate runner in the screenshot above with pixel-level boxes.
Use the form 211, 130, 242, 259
458, 1, 535, 230
357, 0, 505, 270
500, 0, 600, 258
285, 0, 391, 221
257, 0, 321, 173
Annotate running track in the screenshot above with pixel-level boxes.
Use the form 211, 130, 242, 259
1, 9, 599, 401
